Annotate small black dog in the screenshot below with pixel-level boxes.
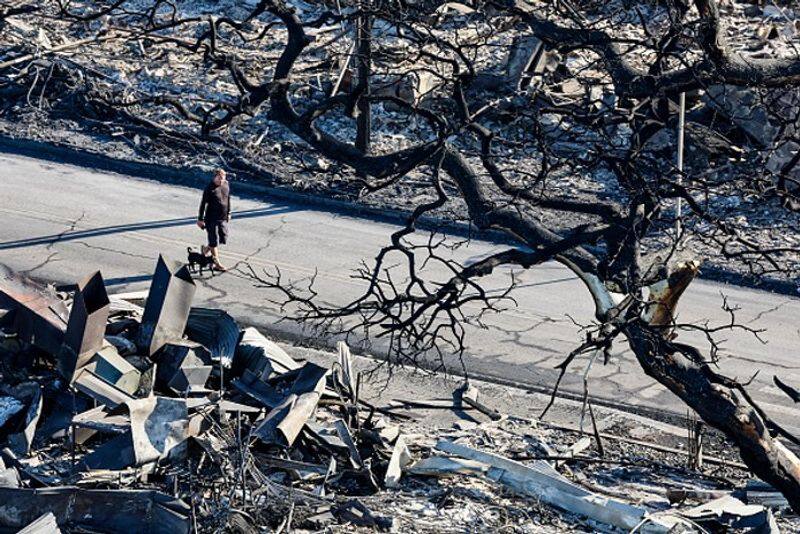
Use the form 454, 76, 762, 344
187, 247, 214, 275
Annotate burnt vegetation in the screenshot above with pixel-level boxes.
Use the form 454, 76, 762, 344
3, 0, 800, 515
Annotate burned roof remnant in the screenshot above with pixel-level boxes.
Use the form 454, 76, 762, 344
137, 255, 195, 357
58, 271, 110, 382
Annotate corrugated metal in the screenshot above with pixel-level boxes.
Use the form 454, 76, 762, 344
185, 307, 238, 368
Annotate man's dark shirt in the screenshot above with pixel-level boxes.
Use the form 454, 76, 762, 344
198, 181, 230, 222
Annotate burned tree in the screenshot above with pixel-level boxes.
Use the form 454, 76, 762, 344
2, 0, 800, 513
243, 0, 800, 510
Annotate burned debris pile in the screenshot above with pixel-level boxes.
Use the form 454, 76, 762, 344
0, 256, 797, 532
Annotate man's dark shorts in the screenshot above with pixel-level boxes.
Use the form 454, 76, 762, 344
205, 220, 228, 247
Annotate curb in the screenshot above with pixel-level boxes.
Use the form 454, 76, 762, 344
0, 132, 796, 296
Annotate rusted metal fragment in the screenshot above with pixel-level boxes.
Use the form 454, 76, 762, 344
137, 255, 196, 356
0, 265, 68, 356
128, 396, 189, 466
58, 271, 110, 382
0, 487, 189, 533
185, 307, 238, 367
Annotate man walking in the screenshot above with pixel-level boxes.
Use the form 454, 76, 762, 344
197, 168, 231, 271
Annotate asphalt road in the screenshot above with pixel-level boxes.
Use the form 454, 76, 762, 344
1, 152, 799, 429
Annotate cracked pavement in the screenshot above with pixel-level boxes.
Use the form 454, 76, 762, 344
1, 152, 799, 432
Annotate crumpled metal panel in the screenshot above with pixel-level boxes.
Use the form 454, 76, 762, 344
0, 265, 68, 356
155, 341, 212, 395
234, 327, 300, 380
0, 487, 190, 533
83, 344, 141, 395
7, 383, 42, 456
73, 369, 135, 409
137, 255, 196, 356
128, 396, 188, 466
185, 307, 238, 368
253, 391, 320, 447
58, 271, 110, 381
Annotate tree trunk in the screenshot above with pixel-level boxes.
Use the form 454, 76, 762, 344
625, 322, 800, 513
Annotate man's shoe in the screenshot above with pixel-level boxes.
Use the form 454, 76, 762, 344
213, 261, 228, 272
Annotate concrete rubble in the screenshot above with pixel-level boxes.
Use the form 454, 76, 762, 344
0, 257, 797, 531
